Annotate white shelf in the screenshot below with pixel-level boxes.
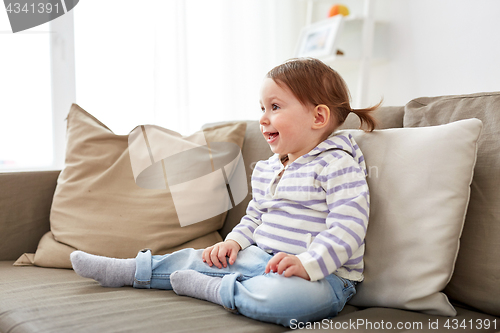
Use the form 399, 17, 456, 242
319, 17, 387, 69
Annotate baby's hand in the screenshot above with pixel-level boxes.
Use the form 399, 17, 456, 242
265, 252, 310, 280
202, 240, 241, 269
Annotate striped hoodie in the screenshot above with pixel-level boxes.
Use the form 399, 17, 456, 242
226, 133, 369, 282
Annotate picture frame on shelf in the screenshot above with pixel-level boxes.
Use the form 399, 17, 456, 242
295, 15, 344, 59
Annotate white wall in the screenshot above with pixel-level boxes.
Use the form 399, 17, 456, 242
310, 0, 500, 107
377, 0, 500, 106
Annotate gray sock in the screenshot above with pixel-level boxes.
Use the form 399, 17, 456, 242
70, 250, 136, 288
170, 270, 223, 306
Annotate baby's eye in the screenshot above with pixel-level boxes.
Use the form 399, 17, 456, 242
260, 106, 265, 113
272, 104, 280, 110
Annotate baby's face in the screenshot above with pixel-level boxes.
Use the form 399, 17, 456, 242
259, 78, 318, 163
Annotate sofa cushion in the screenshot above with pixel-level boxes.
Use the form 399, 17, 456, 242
20, 104, 246, 268
404, 92, 500, 317
128, 124, 248, 227
0, 261, 285, 333
322, 305, 499, 332
1, 261, 497, 333
339, 118, 482, 316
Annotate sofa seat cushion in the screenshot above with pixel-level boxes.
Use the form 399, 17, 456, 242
310, 306, 500, 332
1, 262, 497, 333
0, 262, 284, 333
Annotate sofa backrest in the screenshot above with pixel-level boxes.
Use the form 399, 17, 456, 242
0, 171, 58, 260
340, 106, 405, 130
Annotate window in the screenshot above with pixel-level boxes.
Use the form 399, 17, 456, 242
1, 0, 302, 172
0, 11, 53, 171
73, 0, 300, 136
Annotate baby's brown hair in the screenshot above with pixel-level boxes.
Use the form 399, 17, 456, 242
266, 58, 380, 132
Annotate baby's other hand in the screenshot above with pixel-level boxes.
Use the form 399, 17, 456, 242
265, 252, 310, 280
202, 240, 241, 269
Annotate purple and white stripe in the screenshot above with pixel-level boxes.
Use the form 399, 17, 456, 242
226, 133, 369, 282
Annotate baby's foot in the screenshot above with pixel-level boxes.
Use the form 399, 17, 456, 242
70, 251, 136, 287
171, 270, 223, 306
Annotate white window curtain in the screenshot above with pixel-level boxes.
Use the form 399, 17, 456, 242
0, 19, 53, 170
74, 0, 304, 136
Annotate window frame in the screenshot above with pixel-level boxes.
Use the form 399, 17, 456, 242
48, 11, 76, 171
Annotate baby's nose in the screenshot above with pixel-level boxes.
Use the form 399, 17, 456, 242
260, 113, 269, 125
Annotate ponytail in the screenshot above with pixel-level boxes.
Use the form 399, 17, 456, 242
350, 99, 382, 132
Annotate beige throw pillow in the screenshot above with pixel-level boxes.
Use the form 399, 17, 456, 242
340, 118, 482, 316
20, 104, 246, 269
404, 92, 500, 317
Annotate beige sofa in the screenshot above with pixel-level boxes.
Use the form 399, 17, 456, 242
1, 92, 499, 332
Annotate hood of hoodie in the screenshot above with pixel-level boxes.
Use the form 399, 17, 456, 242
303, 132, 368, 177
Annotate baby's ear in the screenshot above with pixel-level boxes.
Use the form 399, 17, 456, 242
312, 104, 331, 130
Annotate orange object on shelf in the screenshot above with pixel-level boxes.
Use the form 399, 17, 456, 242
328, 4, 349, 17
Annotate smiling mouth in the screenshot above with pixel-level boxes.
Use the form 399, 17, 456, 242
266, 132, 279, 143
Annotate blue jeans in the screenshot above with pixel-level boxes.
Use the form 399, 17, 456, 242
133, 246, 356, 327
